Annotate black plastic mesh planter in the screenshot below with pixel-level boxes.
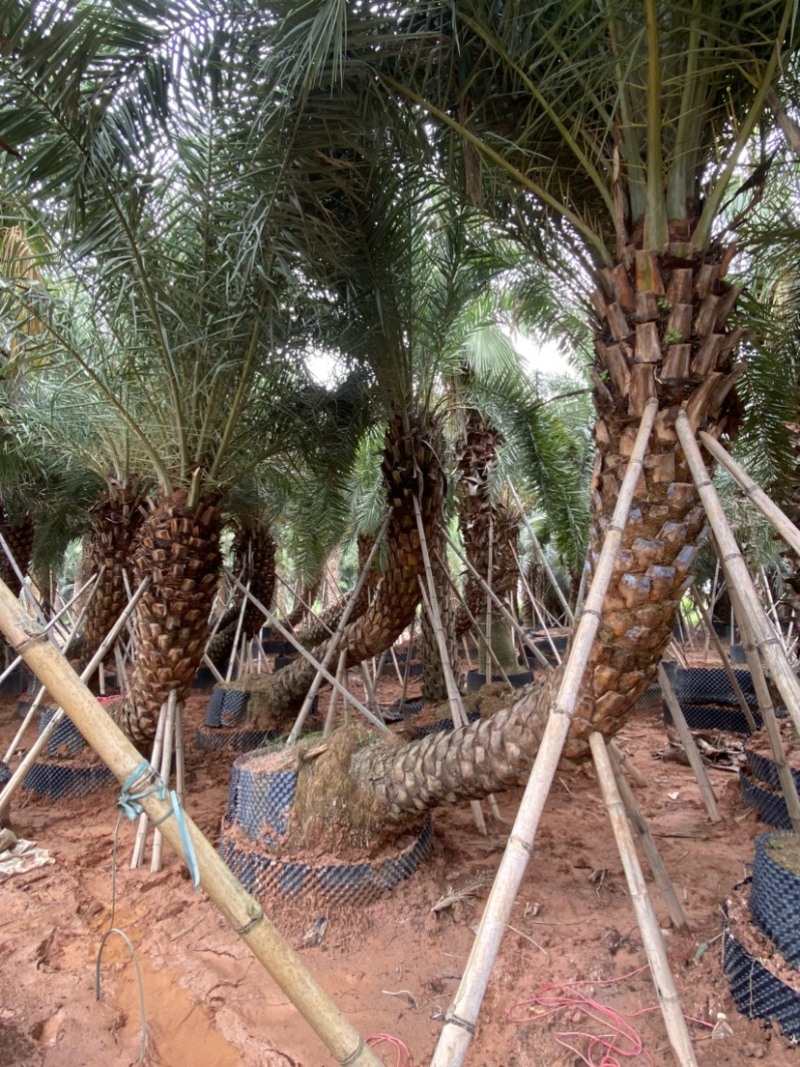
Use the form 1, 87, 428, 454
0, 665, 33, 697
465, 669, 532, 694
663, 701, 761, 734
670, 666, 755, 706
204, 687, 250, 728
39, 705, 84, 757
22, 759, 114, 798
746, 748, 800, 794
219, 814, 434, 907
195, 725, 275, 753
192, 666, 216, 689
751, 834, 800, 968
724, 883, 800, 1042
739, 769, 792, 830
219, 748, 434, 905
410, 710, 481, 739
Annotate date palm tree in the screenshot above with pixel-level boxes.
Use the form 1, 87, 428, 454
254, 0, 800, 810
0, 8, 320, 741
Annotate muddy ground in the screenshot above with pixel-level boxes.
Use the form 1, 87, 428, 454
0, 657, 797, 1067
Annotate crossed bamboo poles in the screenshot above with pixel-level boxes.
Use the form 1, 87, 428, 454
3, 400, 800, 1065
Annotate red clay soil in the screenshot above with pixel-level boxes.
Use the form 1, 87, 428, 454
0, 668, 796, 1067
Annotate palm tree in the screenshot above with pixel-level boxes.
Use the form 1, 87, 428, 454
0, 9, 323, 741
246, 0, 799, 811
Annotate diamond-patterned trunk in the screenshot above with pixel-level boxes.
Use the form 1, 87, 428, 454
206, 523, 276, 668
78, 481, 147, 674
245, 412, 446, 722
296, 535, 377, 649
350, 234, 744, 816
120, 491, 222, 743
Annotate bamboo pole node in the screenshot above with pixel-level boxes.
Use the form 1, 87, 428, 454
235, 907, 264, 936
340, 1038, 367, 1066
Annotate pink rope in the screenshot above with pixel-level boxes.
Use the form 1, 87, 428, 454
507, 964, 712, 1067
366, 1032, 414, 1067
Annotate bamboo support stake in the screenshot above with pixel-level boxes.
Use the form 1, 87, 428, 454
323, 649, 348, 737
412, 498, 486, 836
2, 574, 103, 765
591, 733, 699, 1065
677, 413, 800, 738
225, 581, 250, 682
511, 546, 563, 665
151, 691, 178, 873
433, 549, 515, 689
699, 430, 800, 559
430, 397, 658, 1067
131, 704, 166, 869
507, 479, 574, 623
229, 576, 389, 735
0, 577, 151, 820
441, 531, 552, 672
725, 580, 800, 833
689, 582, 757, 732
658, 664, 721, 823
286, 519, 388, 745
608, 740, 648, 790
607, 742, 690, 931
485, 518, 494, 683
0, 580, 384, 1067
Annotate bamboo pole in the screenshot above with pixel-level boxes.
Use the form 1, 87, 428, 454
689, 581, 757, 731
0, 577, 151, 820
2, 573, 103, 765
676, 413, 800, 738
606, 742, 690, 931
286, 518, 388, 745
724, 577, 800, 833
699, 430, 800, 560
225, 581, 250, 682
229, 576, 389, 735
323, 649, 348, 737
429, 397, 658, 1067
507, 479, 574, 623
590, 733, 699, 1065
131, 704, 166, 869
0, 580, 384, 1067
440, 532, 553, 672
412, 498, 486, 835
0, 533, 47, 629
151, 691, 177, 872
511, 545, 563, 665
658, 664, 721, 823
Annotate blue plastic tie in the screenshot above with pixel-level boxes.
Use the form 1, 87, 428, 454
118, 759, 200, 890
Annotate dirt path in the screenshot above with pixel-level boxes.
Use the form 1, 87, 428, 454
0, 676, 794, 1066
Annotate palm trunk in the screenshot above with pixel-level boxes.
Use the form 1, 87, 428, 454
119, 491, 222, 743
77, 479, 147, 673
245, 412, 446, 722
295, 535, 376, 649
206, 523, 276, 667
344, 231, 743, 816
0, 507, 34, 597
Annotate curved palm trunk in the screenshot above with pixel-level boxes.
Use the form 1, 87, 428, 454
118, 491, 222, 743
280, 577, 321, 632
77, 479, 147, 673
347, 233, 743, 816
245, 412, 446, 722
295, 535, 377, 649
206, 523, 277, 668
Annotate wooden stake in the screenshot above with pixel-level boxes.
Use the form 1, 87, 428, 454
430, 398, 659, 1067
507, 480, 575, 623
0, 580, 383, 1067
591, 733, 699, 1066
